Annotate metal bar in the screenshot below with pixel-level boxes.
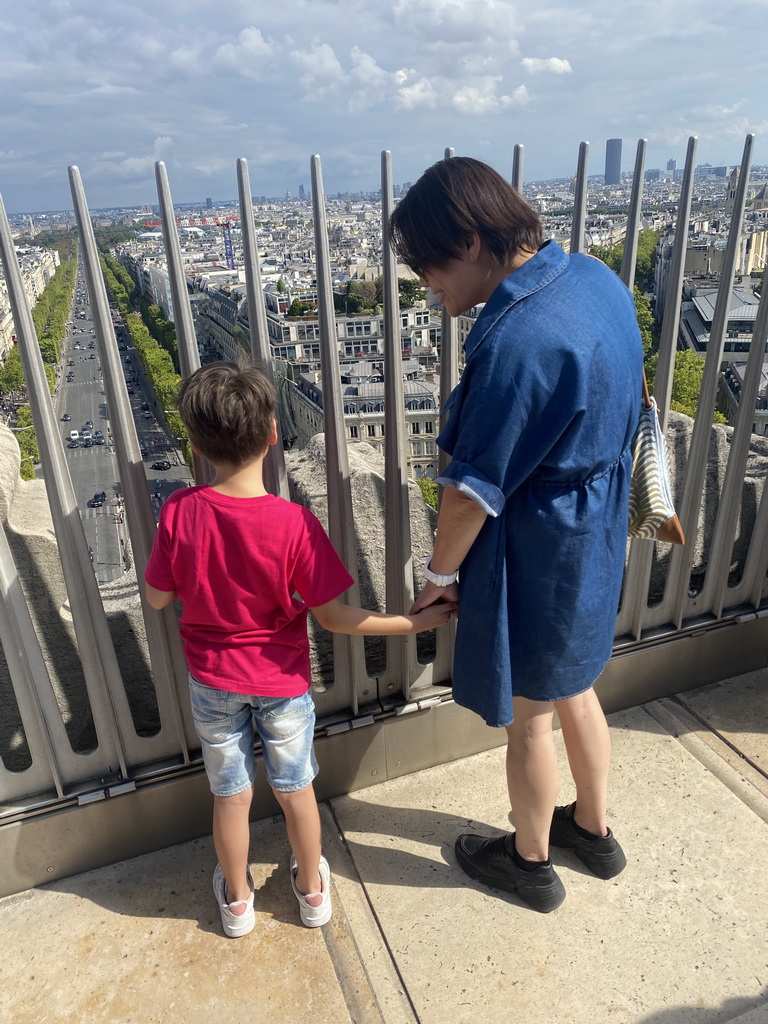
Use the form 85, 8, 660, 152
569, 142, 589, 255
309, 154, 368, 712
379, 151, 420, 699
666, 134, 754, 628
0, 531, 66, 800
615, 137, 697, 640
619, 139, 647, 288
511, 144, 524, 193
69, 168, 194, 766
0, 189, 128, 780
653, 136, 698, 430
433, 151, 458, 681
236, 157, 289, 500
706, 266, 768, 616
153, 162, 211, 485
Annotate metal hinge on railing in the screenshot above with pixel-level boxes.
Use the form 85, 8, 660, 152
324, 714, 376, 737
76, 781, 137, 805
393, 695, 443, 716
321, 691, 451, 737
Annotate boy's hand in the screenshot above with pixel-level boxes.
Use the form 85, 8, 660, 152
410, 599, 458, 631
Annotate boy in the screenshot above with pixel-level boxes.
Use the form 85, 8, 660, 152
145, 361, 455, 937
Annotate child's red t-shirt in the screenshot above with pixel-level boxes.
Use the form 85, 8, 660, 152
145, 486, 353, 696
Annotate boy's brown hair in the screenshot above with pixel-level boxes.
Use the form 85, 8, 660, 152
389, 156, 543, 277
177, 360, 277, 465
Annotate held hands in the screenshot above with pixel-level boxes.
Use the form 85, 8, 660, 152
409, 580, 459, 616
410, 597, 458, 631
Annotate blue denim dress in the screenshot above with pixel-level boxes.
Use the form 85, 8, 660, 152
437, 241, 643, 727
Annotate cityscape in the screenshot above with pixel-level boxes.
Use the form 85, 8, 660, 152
2, 1, 768, 1019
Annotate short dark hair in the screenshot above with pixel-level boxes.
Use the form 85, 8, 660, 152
389, 156, 543, 276
177, 360, 276, 465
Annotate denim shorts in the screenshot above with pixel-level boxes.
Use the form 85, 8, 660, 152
188, 675, 319, 797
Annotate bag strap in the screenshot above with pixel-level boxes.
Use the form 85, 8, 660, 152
641, 368, 652, 410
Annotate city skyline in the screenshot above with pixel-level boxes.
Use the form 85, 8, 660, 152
2, 0, 768, 214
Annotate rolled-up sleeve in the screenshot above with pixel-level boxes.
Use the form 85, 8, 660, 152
436, 460, 505, 516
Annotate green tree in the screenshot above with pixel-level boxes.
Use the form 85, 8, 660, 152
416, 476, 438, 510
398, 278, 427, 308
0, 351, 24, 393
633, 287, 656, 358
276, 278, 285, 293
645, 350, 726, 423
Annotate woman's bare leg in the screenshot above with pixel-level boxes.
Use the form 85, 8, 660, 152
555, 688, 611, 836
505, 696, 559, 861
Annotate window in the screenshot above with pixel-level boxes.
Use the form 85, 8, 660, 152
368, 425, 376, 437
424, 420, 434, 433
350, 426, 359, 439
411, 422, 420, 434
412, 441, 423, 456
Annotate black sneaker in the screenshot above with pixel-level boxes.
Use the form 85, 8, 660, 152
549, 803, 627, 879
454, 833, 565, 913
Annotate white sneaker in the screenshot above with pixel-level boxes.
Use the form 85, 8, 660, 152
212, 863, 255, 937
289, 854, 332, 927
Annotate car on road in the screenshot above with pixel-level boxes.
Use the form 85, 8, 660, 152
139, 445, 148, 457
67, 439, 78, 449
87, 491, 106, 507
62, 412, 71, 421
82, 438, 93, 448
89, 354, 96, 359
69, 430, 79, 441
84, 420, 93, 429
143, 410, 152, 418
94, 430, 105, 445
126, 386, 135, 394
67, 360, 75, 366
151, 460, 171, 471
66, 374, 74, 382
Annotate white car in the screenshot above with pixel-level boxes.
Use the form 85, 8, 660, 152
69, 430, 79, 441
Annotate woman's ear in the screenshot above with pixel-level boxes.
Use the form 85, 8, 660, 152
466, 232, 481, 264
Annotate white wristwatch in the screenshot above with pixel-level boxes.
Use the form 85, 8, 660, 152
423, 558, 458, 587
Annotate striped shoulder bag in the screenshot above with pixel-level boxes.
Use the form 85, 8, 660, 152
627, 370, 685, 545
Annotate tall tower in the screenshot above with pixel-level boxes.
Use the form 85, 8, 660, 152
666, 158, 676, 172
605, 139, 622, 185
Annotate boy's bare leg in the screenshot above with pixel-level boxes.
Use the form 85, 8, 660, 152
273, 783, 323, 906
213, 787, 253, 906
555, 688, 611, 836
505, 697, 559, 861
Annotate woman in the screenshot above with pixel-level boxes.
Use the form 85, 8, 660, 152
390, 157, 643, 913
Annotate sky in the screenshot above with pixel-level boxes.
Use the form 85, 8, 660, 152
1, 0, 768, 213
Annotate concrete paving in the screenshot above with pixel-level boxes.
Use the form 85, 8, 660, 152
1, 671, 767, 1024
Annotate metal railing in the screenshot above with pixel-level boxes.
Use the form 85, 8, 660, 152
1, 135, 767, 894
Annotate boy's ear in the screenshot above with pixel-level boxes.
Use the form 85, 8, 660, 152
268, 417, 278, 446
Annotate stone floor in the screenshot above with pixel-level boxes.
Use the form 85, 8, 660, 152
1, 670, 767, 1024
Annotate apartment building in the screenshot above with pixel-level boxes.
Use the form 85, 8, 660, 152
0, 245, 59, 359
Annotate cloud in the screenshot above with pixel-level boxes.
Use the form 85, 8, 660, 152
396, 75, 441, 111
453, 79, 529, 115
213, 27, 276, 80
521, 57, 573, 74
88, 136, 174, 182
290, 41, 346, 96
393, 0, 518, 44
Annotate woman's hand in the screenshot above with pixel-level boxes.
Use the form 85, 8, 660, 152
410, 580, 459, 615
